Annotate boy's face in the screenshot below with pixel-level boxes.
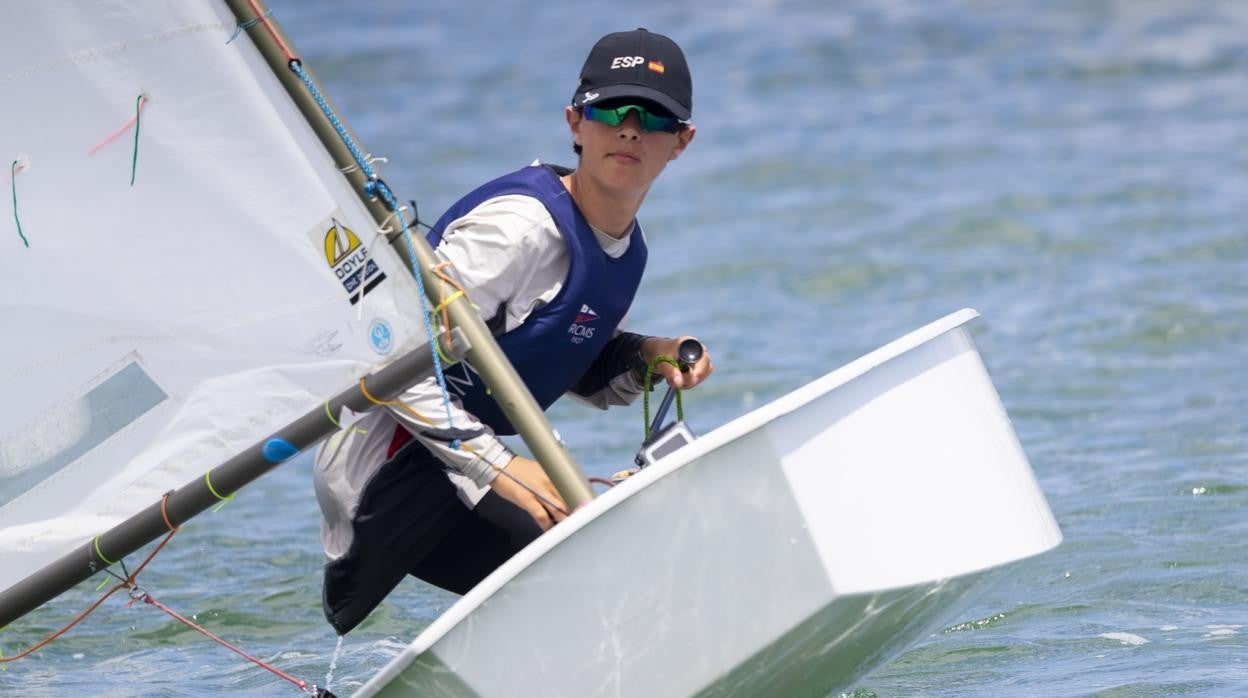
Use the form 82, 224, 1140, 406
566, 104, 695, 199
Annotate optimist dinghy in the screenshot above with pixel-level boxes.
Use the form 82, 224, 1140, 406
359, 309, 1062, 698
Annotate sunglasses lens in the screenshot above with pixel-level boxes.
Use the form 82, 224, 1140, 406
586, 106, 623, 127
585, 105, 681, 133
642, 112, 680, 133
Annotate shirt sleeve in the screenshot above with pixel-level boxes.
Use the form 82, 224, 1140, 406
433, 195, 567, 332
565, 327, 649, 409
564, 371, 647, 409
388, 375, 515, 488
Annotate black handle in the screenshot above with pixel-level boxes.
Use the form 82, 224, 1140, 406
677, 338, 703, 368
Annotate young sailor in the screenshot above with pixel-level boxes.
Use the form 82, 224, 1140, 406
314, 28, 712, 635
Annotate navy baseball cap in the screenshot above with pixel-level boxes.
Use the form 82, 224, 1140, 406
571, 28, 692, 120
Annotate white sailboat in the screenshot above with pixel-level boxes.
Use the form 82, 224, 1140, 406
359, 309, 1061, 697
0, 2, 1060, 695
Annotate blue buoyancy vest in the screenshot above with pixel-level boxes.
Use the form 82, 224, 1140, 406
425, 165, 648, 435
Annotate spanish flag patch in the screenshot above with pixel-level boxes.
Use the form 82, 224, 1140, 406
648, 60, 665, 74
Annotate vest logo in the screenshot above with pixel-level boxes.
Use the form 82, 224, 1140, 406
611, 56, 645, 69
568, 304, 599, 344
575, 304, 599, 323
322, 218, 386, 305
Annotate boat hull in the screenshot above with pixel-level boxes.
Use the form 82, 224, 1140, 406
360, 310, 1061, 697
382, 571, 1006, 698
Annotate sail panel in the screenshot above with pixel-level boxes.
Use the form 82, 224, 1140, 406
0, 357, 166, 511
0, 1, 427, 593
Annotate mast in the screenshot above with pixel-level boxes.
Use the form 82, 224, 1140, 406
221, 0, 594, 508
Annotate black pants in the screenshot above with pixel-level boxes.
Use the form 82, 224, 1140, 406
322, 441, 543, 635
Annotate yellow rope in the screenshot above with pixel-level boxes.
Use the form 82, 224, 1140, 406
359, 377, 435, 428
203, 471, 234, 512
433, 289, 465, 314
324, 401, 341, 428
92, 536, 117, 566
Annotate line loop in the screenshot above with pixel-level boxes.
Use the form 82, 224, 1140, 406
643, 355, 685, 441
159, 491, 179, 533
93, 536, 118, 567
204, 470, 234, 512
226, 8, 272, 44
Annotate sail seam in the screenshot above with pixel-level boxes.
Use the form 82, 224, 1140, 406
0, 22, 231, 86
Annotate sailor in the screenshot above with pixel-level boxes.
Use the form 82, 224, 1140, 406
314, 28, 712, 635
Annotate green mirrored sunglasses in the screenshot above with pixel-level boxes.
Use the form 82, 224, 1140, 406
583, 104, 684, 133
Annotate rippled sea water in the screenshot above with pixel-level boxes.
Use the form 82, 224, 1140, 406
4, 0, 1246, 695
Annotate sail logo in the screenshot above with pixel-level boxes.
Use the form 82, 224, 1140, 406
568, 304, 599, 344
324, 221, 362, 266
323, 218, 386, 305
368, 318, 394, 355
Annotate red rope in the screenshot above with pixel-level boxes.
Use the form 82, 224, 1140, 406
141, 594, 309, 692
588, 477, 616, 488
0, 582, 127, 663
86, 95, 148, 156
0, 524, 177, 663
0, 497, 314, 693
244, 0, 296, 62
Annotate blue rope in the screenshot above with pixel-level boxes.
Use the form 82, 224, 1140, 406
226, 9, 272, 44
288, 61, 458, 444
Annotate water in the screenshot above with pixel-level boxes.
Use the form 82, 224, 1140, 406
3, 0, 1247, 694
324, 635, 344, 694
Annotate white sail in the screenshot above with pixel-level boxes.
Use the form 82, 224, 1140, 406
0, 1, 427, 595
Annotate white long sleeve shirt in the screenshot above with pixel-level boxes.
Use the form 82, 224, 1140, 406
315, 189, 648, 555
